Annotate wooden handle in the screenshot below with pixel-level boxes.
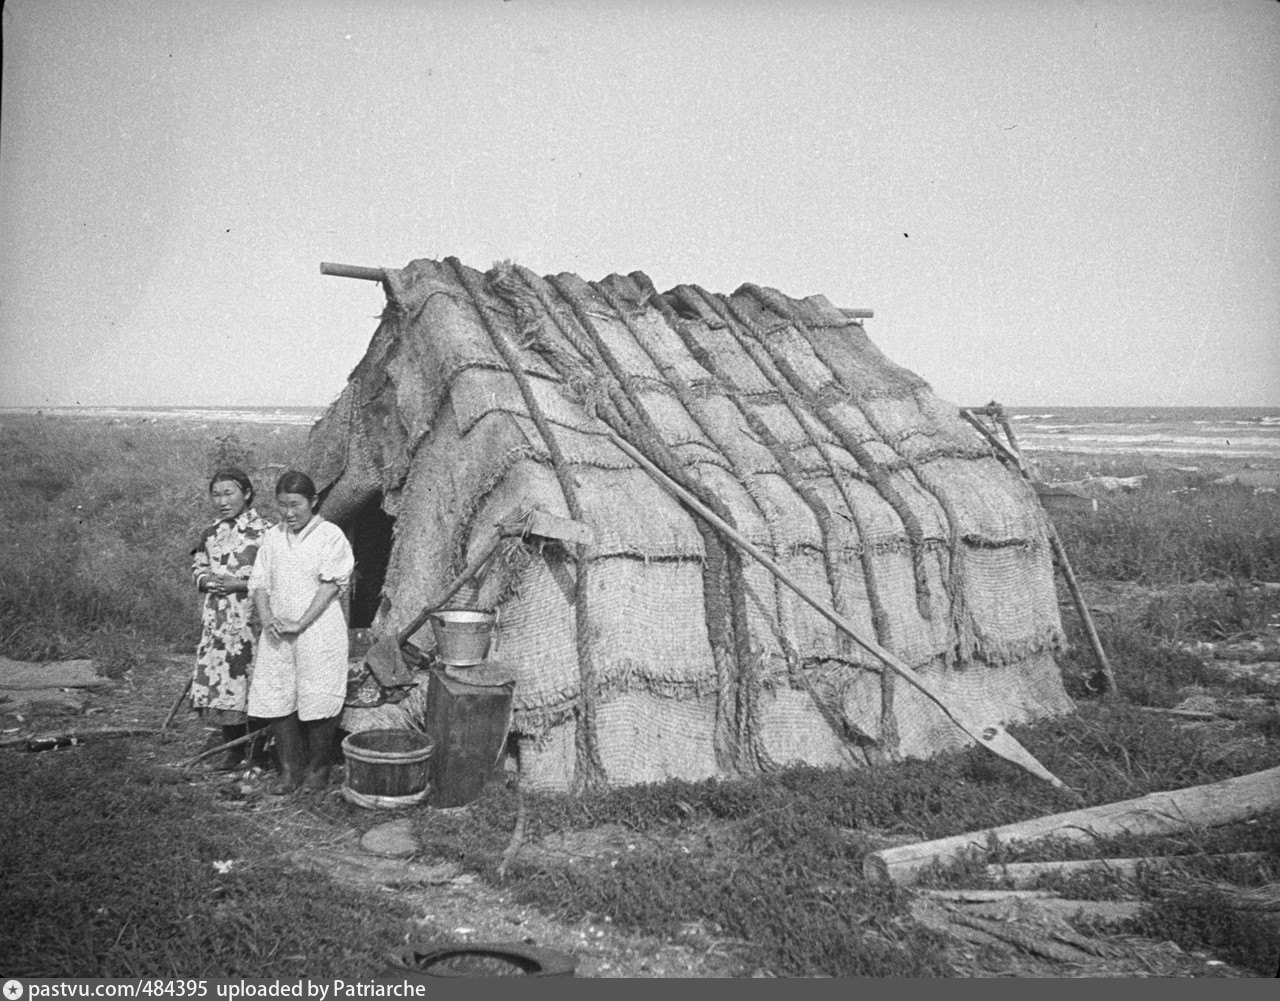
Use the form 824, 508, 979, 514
396, 534, 505, 647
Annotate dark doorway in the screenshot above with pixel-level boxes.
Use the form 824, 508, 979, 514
346, 494, 395, 629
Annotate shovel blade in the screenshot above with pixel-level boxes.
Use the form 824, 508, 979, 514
363, 637, 418, 688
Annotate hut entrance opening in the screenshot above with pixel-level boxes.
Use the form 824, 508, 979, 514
346, 494, 394, 629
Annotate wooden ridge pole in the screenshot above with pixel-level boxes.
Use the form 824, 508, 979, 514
320, 262, 387, 282
960, 408, 1119, 700
604, 429, 1073, 793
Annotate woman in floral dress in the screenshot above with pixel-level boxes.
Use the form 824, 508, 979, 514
191, 468, 271, 770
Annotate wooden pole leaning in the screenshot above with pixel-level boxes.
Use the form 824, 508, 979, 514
162, 678, 193, 730
603, 429, 1073, 793
959, 409, 1119, 700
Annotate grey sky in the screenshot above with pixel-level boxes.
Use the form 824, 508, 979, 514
2, 0, 1277, 408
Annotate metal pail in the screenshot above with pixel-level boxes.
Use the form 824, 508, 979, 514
427, 608, 496, 666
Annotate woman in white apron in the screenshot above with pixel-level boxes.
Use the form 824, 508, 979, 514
248, 470, 355, 794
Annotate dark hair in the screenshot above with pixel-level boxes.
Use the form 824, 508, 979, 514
275, 470, 318, 503
208, 467, 255, 507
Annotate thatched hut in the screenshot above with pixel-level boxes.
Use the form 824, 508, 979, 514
310, 257, 1074, 792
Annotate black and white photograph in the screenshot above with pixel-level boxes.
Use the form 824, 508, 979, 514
2, 0, 1278, 981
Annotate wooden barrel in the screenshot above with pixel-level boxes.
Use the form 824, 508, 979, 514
342, 729, 434, 807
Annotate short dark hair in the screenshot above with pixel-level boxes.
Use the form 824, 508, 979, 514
275, 470, 318, 502
209, 468, 255, 506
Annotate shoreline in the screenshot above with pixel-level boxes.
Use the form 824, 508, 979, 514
3, 406, 1278, 467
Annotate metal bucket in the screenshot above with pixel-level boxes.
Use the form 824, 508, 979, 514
428, 608, 496, 666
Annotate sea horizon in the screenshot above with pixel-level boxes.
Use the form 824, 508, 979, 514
3, 402, 1279, 460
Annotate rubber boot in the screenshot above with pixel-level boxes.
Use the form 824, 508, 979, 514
267, 713, 306, 795
301, 715, 340, 791
245, 716, 276, 771
211, 724, 247, 772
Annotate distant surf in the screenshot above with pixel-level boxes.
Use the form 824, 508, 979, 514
4, 404, 1279, 460
0, 405, 323, 426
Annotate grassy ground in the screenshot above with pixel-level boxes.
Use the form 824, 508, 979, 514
0, 414, 308, 673
1, 417, 1278, 977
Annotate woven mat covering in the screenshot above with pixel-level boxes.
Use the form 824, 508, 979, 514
594, 690, 722, 786
631, 387, 715, 448
573, 465, 707, 559
691, 327, 777, 394
915, 457, 1044, 543
450, 366, 592, 437
858, 548, 952, 666
622, 294, 731, 386
587, 557, 718, 695
851, 649, 1075, 759
693, 393, 783, 471
549, 274, 668, 381
493, 556, 579, 717
383, 339, 439, 446
768, 325, 839, 391
756, 686, 856, 769
517, 723, 576, 792
961, 545, 1064, 664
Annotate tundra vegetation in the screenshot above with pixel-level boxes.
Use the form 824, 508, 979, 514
1, 413, 1277, 977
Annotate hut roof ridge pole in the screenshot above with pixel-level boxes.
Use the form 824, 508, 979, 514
959, 404, 1118, 700
320, 262, 387, 282
604, 429, 1074, 794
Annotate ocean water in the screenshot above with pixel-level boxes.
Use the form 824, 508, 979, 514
1001, 405, 1280, 460
4, 404, 1279, 460
0, 405, 324, 427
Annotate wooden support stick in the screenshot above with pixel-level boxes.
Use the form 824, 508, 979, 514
320, 262, 387, 282
19, 729, 155, 752
605, 429, 1072, 793
178, 723, 278, 769
162, 678, 192, 730
838, 307, 875, 319
864, 764, 1280, 884
985, 852, 1270, 887
960, 408, 1119, 700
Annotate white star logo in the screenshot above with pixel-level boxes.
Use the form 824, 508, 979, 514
4, 981, 24, 1001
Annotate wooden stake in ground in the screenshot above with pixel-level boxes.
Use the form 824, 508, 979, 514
960, 406, 1119, 700
605, 429, 1073, 794
864, 764, 1280, 884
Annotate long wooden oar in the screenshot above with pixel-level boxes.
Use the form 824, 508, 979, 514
604, 430, 1073, 793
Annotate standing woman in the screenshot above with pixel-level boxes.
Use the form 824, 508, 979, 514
191, 468, 271, 770
248, 471, 355, 794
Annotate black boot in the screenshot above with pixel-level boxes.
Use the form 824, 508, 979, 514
211, 724, 247, 772
301, 715, 340, 791
267, 714, 306, 795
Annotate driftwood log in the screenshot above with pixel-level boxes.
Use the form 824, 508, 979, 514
985, 852, 1270, 887
865, 765, 1280, 884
